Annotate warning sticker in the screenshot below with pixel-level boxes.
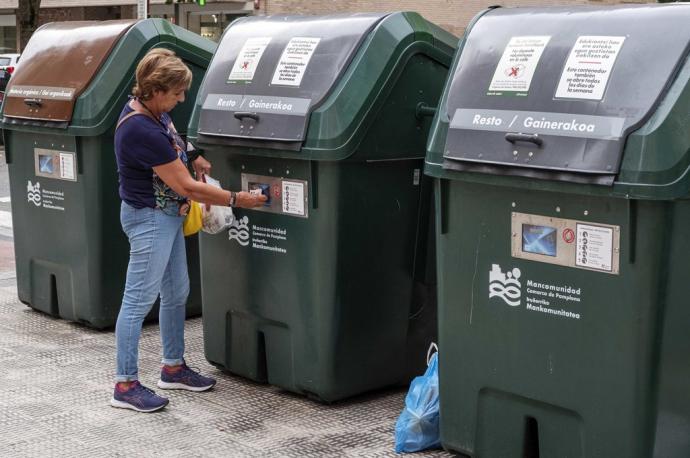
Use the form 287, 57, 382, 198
228, 37, 272, 83
555, 36, 625, 101
488, 36, 551, 96
575, 224, 613, 272
282, 180, 305, 216
271, 37, 320, 87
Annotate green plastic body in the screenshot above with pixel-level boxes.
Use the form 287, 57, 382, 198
425, 8, 690, 458
2, 19, 216, 328
431, 181, 690, 457
193, 12, 456, 401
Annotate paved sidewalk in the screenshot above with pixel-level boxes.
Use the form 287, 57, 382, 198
0, 279, 452, 457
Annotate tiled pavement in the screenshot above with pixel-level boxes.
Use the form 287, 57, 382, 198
0, 281, 455, 457
0, 145, 454, 457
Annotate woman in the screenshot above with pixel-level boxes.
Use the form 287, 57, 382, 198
110, 48, 266, 413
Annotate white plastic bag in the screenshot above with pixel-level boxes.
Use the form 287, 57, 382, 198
201, 176, 235, 234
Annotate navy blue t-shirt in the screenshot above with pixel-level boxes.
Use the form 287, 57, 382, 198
114, 101, 188, 214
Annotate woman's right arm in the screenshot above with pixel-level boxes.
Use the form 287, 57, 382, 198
153, 158, 266, 208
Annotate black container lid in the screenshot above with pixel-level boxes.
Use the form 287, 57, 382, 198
443, 5, 690, 177
197, 13, 386, 148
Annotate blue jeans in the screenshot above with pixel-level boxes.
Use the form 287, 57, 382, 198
115, 201, 189, 382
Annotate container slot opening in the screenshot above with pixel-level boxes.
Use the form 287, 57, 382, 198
49, 274, 59, 316
523, 416, 540, 458
256, 331, 268, 382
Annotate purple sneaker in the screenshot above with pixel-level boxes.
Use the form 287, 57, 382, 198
110, 381, 169, 413
157, 362, 216, 392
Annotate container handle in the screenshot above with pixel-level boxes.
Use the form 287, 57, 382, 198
23, 98, 43, 108
233, 111, 260, 122
505, 132, 543, 147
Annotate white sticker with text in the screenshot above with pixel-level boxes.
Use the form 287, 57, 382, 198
555, 36, 625, 101
59, 153, 75, 181
488, 36, 551, 95
282, 180, 305, 216
271, 37, 320, 87
575, 223, 613, 272
228, 37, 272, 82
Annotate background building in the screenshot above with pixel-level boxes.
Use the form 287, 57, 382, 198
149, 1, 255, 41
255, 0, 648, 37
0, 0, 648, 53
0, 1, 256, 52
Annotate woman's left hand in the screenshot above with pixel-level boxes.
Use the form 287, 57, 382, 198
192, 156, 212, 178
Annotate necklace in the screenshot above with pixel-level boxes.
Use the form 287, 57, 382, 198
135, 97, 184, 155
135, 98, 170, 133
137, 98, 162, 122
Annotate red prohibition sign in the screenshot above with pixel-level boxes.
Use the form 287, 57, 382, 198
563, 228, 575, 244
272, 184, 281, 198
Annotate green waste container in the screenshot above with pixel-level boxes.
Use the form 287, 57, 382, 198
425, 4, 690, 457
187, 13, 456, 401
1, 20, 216, 328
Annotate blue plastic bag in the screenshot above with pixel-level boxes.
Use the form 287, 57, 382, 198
394, 344, 441, 453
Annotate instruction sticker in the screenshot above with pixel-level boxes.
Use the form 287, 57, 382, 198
282, 180, 305, 216
271, 37, 321, 87
555, 36, 625, 101
575, 224, 613, 272
59, 153, 75, 180
488, 36, 551, 96
228, 37, 272, 83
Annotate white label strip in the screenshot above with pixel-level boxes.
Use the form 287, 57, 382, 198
7, 85, 75, 100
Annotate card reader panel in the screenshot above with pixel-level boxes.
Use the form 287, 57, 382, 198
241, 173, 309, 218
511, 212, 620, 274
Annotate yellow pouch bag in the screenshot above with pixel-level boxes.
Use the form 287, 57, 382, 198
183, 200, 203, 236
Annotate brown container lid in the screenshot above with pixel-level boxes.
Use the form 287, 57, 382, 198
3, 20, 136, 123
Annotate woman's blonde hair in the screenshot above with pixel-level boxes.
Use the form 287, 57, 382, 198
132, 48, 192, 101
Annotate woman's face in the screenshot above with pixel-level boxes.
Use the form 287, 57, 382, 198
154, 86, 186, 113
